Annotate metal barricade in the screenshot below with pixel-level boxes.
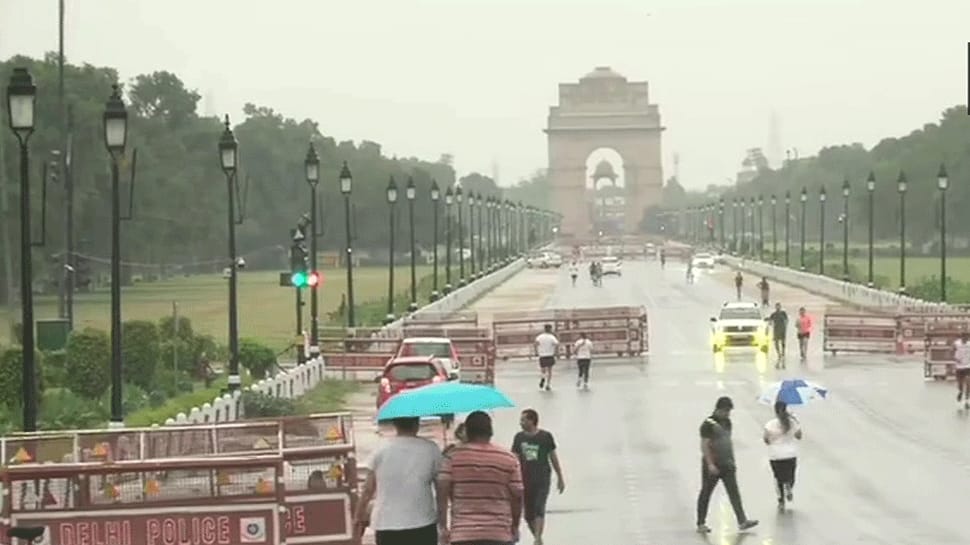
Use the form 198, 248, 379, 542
492, 310, 557, 359
555, 307, 647, 358
823, 311, 897, 355
923, 319, 970, 379
318, 327, 399, 378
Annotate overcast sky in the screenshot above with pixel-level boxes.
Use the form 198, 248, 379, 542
1, 0, 967, 189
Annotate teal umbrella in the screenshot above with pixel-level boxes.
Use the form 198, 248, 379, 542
376, 381, 515, 421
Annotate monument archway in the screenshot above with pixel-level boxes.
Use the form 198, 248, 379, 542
545, 66, 665, 238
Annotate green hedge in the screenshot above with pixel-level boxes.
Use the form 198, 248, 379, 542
65, 328, 110, 399
123, 320, 160, 389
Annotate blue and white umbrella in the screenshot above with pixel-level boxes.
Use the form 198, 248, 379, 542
758, 379, 828, 405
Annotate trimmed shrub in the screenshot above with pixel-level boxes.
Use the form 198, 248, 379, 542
122, 320, 160, 389
65, 328, 110, 399
239, 338, 276, 379
40, 388, 107, 430
240, 390, 297, 418
41, 349, 68, 389
0, 346, 43, 410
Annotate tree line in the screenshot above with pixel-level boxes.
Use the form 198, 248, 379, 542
0, 54, 551, 306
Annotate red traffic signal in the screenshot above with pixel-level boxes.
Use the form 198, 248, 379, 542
306, 271, 321, 287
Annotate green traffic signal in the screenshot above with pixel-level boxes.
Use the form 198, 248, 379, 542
291, 271, 308, 287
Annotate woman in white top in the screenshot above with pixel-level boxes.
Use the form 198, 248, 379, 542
573, 332, 594, 389
763, 401, 802, 510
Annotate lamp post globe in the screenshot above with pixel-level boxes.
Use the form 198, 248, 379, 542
430, 179, 441, 301
340, 161, 352, 194
218, 115, 237, 175
7, 67, 38, 431
103, 84, 128, 155
304, 143, 320, 185
339, 161, 356, 326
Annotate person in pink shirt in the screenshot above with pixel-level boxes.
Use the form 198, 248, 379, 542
796, 307, 813, 362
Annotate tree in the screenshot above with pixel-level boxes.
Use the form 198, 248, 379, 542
64, 329, 110, 400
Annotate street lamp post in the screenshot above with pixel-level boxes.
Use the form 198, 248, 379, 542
339, 162, 355, 326
444, 187, 453, 294
819, 186, 827, 276
468, 192, 477, 279
866, 171, 875, 287
304, 144, 321, 346
770, 195, 777, 264
799, 187, 807, 271
406, 177, 417, 312
784, 191, 791, 267
841, 178, 850, 281
384, 178, 398, 324
218, 115, 241, 393
456, 186, 465, 286
476, 194, 483, 275
430, 180, 440, 301
485, 197, 493, 270
938, 164, 949, 302
897, 171, 908, 293
6, 67, 39, 431
104, 84, 129, 426
740, 198, 747, 254
718, 198, 725, 249
757, 195, 764, 261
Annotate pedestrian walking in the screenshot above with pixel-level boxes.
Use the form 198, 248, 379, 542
534, 324, 559, 391
437, 411, 523, 545
796, 307, 813, 362
510, 409, 565, 545
353, 417, 445, 545
573, 332, 593, 389
696, 396, 759, 534
568, 261, 579, 287
763, 401, 802, 512
766, 303, 789, 368
734, 271, 744, 300
953, 332, 970, 409
757, 277, 770, 307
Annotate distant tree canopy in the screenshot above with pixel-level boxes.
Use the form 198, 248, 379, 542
668, 106, 970, 247
0, 54, 483, 302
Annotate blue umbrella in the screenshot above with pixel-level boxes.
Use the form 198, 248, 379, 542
758, 379, 828, 406
376, 381, 516, 421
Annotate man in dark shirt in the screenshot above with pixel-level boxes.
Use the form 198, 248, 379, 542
766, 303, 789, 368
696, 396, 758, 534
511, 409, 565, 545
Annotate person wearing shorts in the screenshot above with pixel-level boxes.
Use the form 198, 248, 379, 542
796, 307, 813, 362
534, 324, 559, 391
511, 409, 565, 545
953, 333, 970, 408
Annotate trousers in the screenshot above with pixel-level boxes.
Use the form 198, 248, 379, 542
375, 523, 437, 545
696, 462, 748, 525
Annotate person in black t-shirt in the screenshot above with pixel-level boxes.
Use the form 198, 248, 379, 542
511, 409, 565, 545
766, 303, 789, 368
696, 396, 758, 534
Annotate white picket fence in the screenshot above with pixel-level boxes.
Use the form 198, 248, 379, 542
158, 258, 527, 426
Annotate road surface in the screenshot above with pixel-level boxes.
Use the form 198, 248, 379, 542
485, 260, 968, 545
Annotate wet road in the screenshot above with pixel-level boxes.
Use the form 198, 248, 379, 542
488, 260, 969, 545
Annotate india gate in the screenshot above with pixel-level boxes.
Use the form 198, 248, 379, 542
545, 67, 664, 238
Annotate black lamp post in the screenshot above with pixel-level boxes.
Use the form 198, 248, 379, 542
897, 171, 908, 293
217, 115, 241, 393
304, 144, 321, 346
485, 197, 493, 270
819, 186, 827, 276
784, 190, 791, 267
406, 177, 418, 312
757, 195, 764, 260
384, 177, 398, 324
938, 164, 949, 302
444, 186, 453, 294
718, 198, 725, 249
518, 201, 526, 256
339, 162, 355, 326
744, 198, 752, 256
866, 171, 875, 287
104, 84, 129, 425
456, 186, 465, 286
468, 191, 477, 279
732, 198, 739, 254
430, 180, 440, 301
799, 187, 807, 271
841, 178, 850, 281
770, 195, 777, 264
6, 67, 38, 431
507, 200, 515, 261
476, 194, 484, 276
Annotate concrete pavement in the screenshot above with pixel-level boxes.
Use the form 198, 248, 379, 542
484, 260, 967, 544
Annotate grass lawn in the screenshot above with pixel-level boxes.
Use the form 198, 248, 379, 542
844, 256, 964, 287
294, 379, 361, 414
0, 266, 432, 350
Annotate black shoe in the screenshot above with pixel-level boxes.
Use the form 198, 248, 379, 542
958, 392, 963, 402
539, 378, 545, 390
738, 520, 759, 531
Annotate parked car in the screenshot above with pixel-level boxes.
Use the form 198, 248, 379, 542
692, 253, 716, 269
395, 337, 461, 380
601, 255, 622, 276
376, 356, 451, 409
544, 253, 564, 268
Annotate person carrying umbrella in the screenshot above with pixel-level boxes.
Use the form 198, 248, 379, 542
763, 401, 802, 511
696, 396, 759, 534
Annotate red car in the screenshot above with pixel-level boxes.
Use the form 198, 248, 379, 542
376, 356, 450, 409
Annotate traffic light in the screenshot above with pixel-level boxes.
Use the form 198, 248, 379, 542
290, 239, 309, 287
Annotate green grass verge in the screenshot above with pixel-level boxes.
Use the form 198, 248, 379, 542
294, 379, 361, 414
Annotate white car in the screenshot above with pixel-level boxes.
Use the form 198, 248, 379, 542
544, 253, 564, 268
601, 256, 622, 276
395, 337, 461, 380
710, 302, 769, 353
692, 253, 716, 269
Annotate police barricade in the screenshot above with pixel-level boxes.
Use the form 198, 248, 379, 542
662, 245, 693, 261
318, 327, 399, 379
1, 415, 360, 545
555, 307, 647, 358
923, 319, 970, 380
895, 313, 970, 355
1, 456, 288, 545
822, 310, 897, 355
397, 325, 496, 385
492, 310, 557, 359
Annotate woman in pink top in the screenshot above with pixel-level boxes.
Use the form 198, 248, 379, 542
796, 307, 813, 361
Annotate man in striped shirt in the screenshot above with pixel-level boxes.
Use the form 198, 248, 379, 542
437, 411, 523, 545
